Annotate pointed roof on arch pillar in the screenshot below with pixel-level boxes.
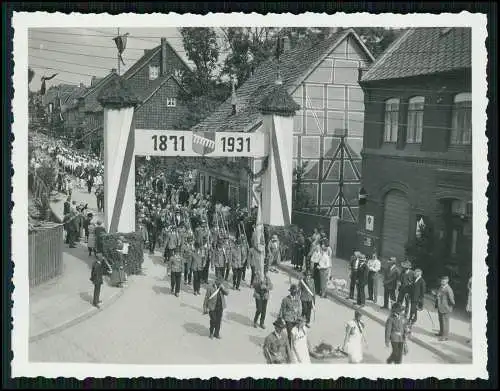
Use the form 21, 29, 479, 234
257, 82, 301, 117
97, 77, 141, 109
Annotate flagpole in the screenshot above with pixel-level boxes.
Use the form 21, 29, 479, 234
117, 28, 121, 76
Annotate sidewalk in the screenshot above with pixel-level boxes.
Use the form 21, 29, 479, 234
29, 185, 121, 342
277, 258, 473, 364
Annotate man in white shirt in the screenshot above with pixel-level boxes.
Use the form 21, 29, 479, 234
367, 251, 382, 303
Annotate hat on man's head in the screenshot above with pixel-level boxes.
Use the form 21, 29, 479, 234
273, 318, 286, 329
96, 220, 102, 226
289, 284, 298, 293
389, 256, 397, 263
401, 260, 412, 269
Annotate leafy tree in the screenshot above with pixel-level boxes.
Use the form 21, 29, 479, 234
352, 27, 403, 58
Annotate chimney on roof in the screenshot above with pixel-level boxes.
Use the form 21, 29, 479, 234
231, 76, 238, 115
111, 68, 117, 74
79, 82, 84, 88
161, 37, 168, 77
91, 76, 97, 86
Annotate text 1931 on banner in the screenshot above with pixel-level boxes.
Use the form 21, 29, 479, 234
135, 129, 267, 157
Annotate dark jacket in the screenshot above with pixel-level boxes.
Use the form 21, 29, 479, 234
263, 331, 291, 364
253, 275, 273, 300
299, 277, 316, 302
169, 253, 183, 273
203, 282, 228, 312
435, 284, 455, 314
90, 260, 104, 285
400, 269, 415, 289
94, 226, 106, 252
411, 276, 426, 305
384, 265, 400, 290
63, 201, 71, 215
211, 247, 227, 268
356, 262, 369, 286
279, 295, 302, 323
231, 244, 243, 268
190, 249, 206, 272
385, 314, 408, 344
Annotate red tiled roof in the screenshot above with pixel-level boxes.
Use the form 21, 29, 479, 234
362, 27, 471, 82
192, 29, 371, 134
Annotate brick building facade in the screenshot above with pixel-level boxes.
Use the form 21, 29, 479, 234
357, 28, 472, 291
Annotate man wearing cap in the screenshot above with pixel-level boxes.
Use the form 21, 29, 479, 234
222, 236, 233, 282
190, 241, 206, 296
211, 239, 227, 280
397, 260, 415, 318
294, 229, 306, 272
203, 276, 229, 339
90, 254, 104, 308
263, 318, 291, 364
385, 303, 409, 364
253, 269, 273, 329
279, 284, 303, 346
299, 270, 316, 328
169, 248, 183, 297
383, 258, 400, 309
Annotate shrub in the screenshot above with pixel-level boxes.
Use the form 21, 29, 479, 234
102, 232, 144, 275
264, 224, 301, 262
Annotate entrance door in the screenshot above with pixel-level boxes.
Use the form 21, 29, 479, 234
381, 190, 410, 261
214, 179, 229, 205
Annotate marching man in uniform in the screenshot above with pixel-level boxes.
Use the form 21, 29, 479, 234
299, 270, 316, 328
211, 238, 227, 280
169, 247, 183, 297
203, 275, 229, 340
279, 284, 303, 347
385, 303, 409, 364
263, 318, 291, 364
231, 236, 244, 290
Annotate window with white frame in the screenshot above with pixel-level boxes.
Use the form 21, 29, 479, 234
450, 92, 472, 145
174, 69, 183, 79
166, 98, 177, 107
384, 98, 400, 142
406, 96, 425, 143
149, 65, 159, 80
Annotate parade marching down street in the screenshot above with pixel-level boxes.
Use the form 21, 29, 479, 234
28, 133, 472, 365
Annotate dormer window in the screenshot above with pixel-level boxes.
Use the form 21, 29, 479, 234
166, 98, 176, 107
149, 65, 159, 81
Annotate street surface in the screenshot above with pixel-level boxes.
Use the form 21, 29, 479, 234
30, 249, 445, 364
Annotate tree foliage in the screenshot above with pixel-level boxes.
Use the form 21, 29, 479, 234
352, 27, 403, 58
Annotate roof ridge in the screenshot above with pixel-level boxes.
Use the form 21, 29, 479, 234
362, 28, 413, 81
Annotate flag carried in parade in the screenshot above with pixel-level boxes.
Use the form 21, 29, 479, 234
40, 73, 58, 95
113, 32, 129, 66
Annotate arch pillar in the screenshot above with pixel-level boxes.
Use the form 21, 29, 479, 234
98, 78, 140, 234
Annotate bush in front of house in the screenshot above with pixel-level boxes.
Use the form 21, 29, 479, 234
264, 224, 301, 262
102, 232, 144, 275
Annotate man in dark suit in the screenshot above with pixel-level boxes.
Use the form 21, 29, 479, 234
409, 268, 426, 324
203, 276, 229, 339
90, 254, 104, 308
383, 257, 400, 309
348, 252, 361, 300
397, 260, 415, 318
356, 255, 369, 307
63, 196, 71, 215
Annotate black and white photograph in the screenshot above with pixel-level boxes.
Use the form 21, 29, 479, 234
11, 11, 488, 379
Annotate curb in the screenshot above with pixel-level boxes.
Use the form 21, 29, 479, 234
29, 281, 128, 343
276, 263, 460, 364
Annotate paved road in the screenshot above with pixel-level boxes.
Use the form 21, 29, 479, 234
29, 249, 445, 365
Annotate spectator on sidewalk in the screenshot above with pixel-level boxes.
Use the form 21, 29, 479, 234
94, 220, 106, 255
90, 254, 104, 308
299, 269, 315, 328
253, 269, 273, 329
409, 268, 426, 325
385, 303, 409, 364
466, 274, 472, 344
87, 216, 97, 257
356, 255, 369, 307
348, 252, 361, 301
382, 257, 400, 310
268, 234, 281, 273
397, 260, 415, 318
309, 239, 321, 295
63, 196, 71, 215
83, 212, 92, 243
318, 240, 332, 298
367, 251, 381, 303
293, 229, 306, 272
435, 276, 455, 341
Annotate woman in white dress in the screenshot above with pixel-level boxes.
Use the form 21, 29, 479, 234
342, 310, 365, 363
290, 315, 311, 364
466, 274, 472, 344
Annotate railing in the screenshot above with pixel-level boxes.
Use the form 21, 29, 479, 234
29, 223, 64, 287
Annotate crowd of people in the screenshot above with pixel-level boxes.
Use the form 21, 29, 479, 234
29, 133, 473, 364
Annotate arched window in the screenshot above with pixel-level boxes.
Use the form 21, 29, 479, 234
450, 92, 472, 145
406, 96, 425, 143
384, 98, 399, 142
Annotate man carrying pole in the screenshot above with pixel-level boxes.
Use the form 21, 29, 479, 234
203, 275, 229, 339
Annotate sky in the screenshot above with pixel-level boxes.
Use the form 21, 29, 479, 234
28, 27, 229, 92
